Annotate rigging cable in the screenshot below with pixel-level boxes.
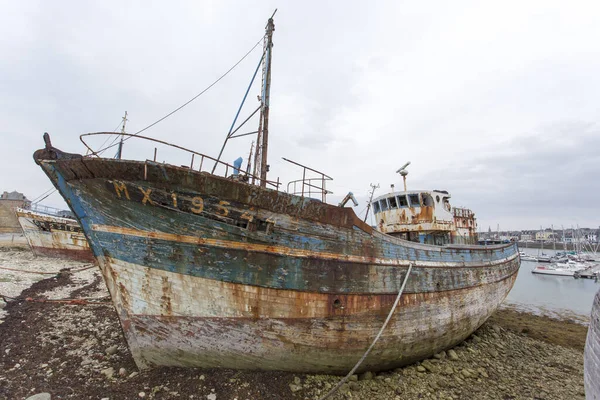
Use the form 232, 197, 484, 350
30, 187, 56, 204
93, 35, 265, 157
94, 119, 126, 155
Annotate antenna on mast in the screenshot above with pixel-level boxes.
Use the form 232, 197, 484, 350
116, 111, 128, 160
396, 161, 410, 191
363, 183, 380, 223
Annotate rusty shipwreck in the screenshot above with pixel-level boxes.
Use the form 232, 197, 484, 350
33, 14, 519, 374
16, 207, 94, 262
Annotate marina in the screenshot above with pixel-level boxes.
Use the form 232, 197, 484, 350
506, 248, 599, 319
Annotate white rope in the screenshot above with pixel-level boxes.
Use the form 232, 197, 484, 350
319, 263, 414, 400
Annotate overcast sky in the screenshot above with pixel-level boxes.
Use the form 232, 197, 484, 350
1, 0, 599, 231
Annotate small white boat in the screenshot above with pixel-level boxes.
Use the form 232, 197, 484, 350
537, 254, 552, 263
532, 265, 576, 276
519, 251, 537, 262
531, 260, 587, 276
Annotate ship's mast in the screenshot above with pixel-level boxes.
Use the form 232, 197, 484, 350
116, 111, 128, 160
253, 11, 275, 187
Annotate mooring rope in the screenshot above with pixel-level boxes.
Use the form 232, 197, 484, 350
0, 264, 95, 275
0, 266, 57, 275
0, 293, 111, 305
318, 263, 413, 400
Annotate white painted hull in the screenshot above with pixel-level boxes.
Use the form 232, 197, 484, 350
531, 267, 575, 276
99, 256, 518, 373
16, 209, 93, 261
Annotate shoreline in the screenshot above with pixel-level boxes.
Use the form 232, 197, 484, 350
0, 248, 589, 399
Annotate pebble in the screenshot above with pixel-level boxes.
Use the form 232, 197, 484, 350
25, 394, 51, 400
289, 383, 302, 392
207, 394, 217, 400
138, 392, 146, 398
105, 345, 118, 355
348, 374, 358, 382
359, 371, 373, 381
416, 366, 426, 373
101, 367, 115, 379
119, 367, 127, 376
447, 349, 459, 361
339, 383, 350, 394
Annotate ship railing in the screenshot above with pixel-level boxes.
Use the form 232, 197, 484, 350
27, 203, 74, 218
283, 157, 333, 202
80, 132, 281, 189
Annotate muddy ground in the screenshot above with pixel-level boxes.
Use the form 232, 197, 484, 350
0, 248, 590, 400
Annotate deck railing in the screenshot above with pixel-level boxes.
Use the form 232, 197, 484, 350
80, 132, 281, 189
283, 157, 333, 202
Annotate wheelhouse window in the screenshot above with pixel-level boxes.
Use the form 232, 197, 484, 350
380, 199, 389, 211
422, 194, 434, 207
397, 195, 408, 207
373, 201, 381, 214
408, 194, 420, 207
388, 196, 398, 209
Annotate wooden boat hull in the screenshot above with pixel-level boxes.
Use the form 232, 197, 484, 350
16, 208, 94, 262
585, 288, 600, 399
34, 155, 520, 373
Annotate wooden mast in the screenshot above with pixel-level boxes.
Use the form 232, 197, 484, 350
254, 11, 275, 187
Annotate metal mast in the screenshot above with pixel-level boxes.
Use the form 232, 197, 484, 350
363, 183, 379, 223
116, 111, 128, 160
253, 11, 276, 187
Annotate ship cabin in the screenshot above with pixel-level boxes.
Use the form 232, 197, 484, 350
371, 190, 477, 245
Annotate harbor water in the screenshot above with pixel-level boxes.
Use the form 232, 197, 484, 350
504, 247, 599, 322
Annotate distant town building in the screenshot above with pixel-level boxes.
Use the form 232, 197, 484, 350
535, 231, 555, 241
0, 190, 31, 233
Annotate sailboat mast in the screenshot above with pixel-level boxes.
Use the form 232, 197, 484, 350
257, 14, 275, 187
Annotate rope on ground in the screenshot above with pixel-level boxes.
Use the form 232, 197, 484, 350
1, 293, 111, 306
0, 264, 96, 275
23, 297, 111, 305
70, 264, 97, 273
318, 263, 414, 400
0, 266, 58, 275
